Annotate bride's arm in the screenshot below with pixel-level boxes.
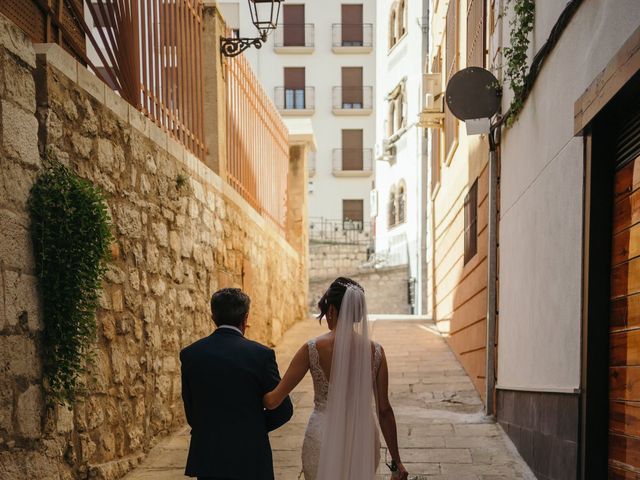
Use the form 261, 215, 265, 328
376, 347, 408, 478
263, 344, 310, 410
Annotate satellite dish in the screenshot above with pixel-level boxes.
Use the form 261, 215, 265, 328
445, 68, 500, 134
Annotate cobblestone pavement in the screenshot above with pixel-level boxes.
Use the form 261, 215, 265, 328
124, 320, 535, 480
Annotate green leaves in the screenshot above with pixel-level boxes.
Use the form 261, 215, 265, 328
503, 0, 535, 126
28, 160, 113, 406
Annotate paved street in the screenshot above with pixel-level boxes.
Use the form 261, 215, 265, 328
124, 320, 534, 480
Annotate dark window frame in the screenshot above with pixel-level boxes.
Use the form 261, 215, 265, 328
464, 179, 478, 265
343, 199, 364, 230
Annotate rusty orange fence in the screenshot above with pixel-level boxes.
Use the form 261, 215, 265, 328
225, 52, 290, 233
83, 0, 205, 159
0, 0, 86, 61
1, 0, 205, 160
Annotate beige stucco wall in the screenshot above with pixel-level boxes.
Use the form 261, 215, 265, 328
494, 0, 640, 391
0, 13, 306, 480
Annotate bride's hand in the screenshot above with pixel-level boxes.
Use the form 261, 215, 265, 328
393, 462, 409, 480
263, 391, 279, 410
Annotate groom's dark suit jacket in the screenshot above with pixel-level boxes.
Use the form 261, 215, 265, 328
180, 327, 293, 479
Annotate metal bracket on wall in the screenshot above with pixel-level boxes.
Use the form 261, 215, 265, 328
220, 35, 266, 57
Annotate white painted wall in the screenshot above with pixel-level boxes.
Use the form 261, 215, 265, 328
373, 0, 429, 314
217, 0, 376, 223
494, 0, 640, 391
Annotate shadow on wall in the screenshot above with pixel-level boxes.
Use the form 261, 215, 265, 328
434, 135, 490, 403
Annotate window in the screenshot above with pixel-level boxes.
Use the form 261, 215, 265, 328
397, 181, 406, 224
343, 199, 364, 230
284, 67, 306, 109
397, 0, 407, 37
395, 94, 405, 131
387, 80, 407, 136
388, 3, 398, 49
341, 4, 364, 46
444, 0, 459, 162
342, 129, 364, 170
283, 5, 305, 47
388, 187, 397, 228
466, 0, 485, 67
464, 180, 478, 264
387, 102, 396, 137
341, 67, 363, 108
387, 181, 407, 228
387, 81, 406, 136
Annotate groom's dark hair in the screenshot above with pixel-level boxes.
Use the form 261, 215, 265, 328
211, 288, 251, 327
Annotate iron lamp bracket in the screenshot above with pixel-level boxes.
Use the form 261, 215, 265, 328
220, 32, 268, 57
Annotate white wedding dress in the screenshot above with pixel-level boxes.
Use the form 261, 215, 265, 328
301, 337, 382, 479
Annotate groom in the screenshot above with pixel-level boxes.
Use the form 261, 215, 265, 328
180, 288, 293, 479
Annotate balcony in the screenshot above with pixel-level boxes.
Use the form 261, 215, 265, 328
332, 86, 373, 116
331, 24, 373, 54
273, 24, 315, 54
332, 149, 373, 177
309, 217, 372, 245
275, 87, 315, 116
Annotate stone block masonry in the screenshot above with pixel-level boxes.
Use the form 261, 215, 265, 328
0, 12, 307, 480
309, 241, 411, 315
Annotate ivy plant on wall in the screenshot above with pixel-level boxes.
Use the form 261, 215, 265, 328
502, 0, 535, 126
29, 160, 113, 406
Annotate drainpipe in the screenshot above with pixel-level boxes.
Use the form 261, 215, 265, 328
485, 131, 499, 416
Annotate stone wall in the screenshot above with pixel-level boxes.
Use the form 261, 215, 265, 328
309, 265, 411, 315
0, 13, 306, 480
309, 241, 370, 279
309, 241, 411, 315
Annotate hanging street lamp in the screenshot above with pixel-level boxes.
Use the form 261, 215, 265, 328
220, 0, 283, 57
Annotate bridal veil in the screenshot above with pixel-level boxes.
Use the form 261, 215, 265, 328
316, 285, 378, 479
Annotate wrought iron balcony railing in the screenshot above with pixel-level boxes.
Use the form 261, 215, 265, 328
274, 87, 315, 113
332, 149, 373, 176
332, 86, 373, 111
331, 24, 373, 49
309, 217, 372, 244
274, 24, 315, 49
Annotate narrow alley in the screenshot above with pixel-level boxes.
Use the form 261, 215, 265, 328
124, 320, 533, 480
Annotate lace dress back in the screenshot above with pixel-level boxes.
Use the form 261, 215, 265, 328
301, 338, 382, 479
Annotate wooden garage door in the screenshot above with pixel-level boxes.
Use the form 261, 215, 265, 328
609, 105, 640, 478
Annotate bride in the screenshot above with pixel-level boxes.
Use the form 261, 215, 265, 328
263, 277, 409, 480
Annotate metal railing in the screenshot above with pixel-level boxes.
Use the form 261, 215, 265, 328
80, 0, 206, 159
332, 149, 373, 173
273, 23, 315, 48
274, 86, 315, 111
309, 217, 372, 244
225, 50, 290, 233
332, 86, 373, 110
331, 23, 373, 48
0, 0, 86, 61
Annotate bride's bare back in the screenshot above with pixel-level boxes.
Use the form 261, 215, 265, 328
313, 331, 382, 383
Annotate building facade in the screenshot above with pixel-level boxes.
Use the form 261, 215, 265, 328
373, 0, 430, 315
422, 0, 490, 400
218, 0, 376, 231
424, 0, 640, 478
489, 1, 640, 478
